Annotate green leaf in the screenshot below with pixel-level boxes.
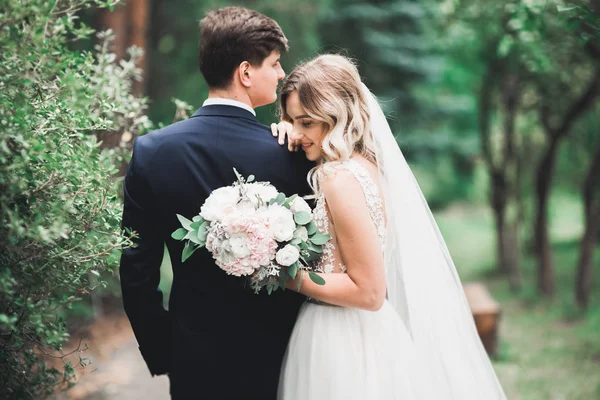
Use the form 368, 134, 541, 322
192, 215, 205, 224
283, 194, 298, 207
310, 233, 331, 246
181, 242, 197, 262
308, 243, 323, 254
233, 167, 244, 183
188, 231, 202, 245
190, 221, 201, 230
305, 250, 321, 262
197, 227, 207, 243
177, 214, 193, 230
557, 5, 579, 12
171, 228, 187, 240
247, 175, 255, 183
290, 238, 302, 246
294, 211, 311, 225
306, 220, 317, 235
275, 193, 286, 205
308, 272, 325, 285
288, 262, 298, 279
279, 266, 288, 287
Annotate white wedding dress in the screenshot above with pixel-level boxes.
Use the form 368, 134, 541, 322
279, 84, 507, 400
278, 159, 420, 400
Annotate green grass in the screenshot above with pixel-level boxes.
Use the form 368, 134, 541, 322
435, 196, 600, 400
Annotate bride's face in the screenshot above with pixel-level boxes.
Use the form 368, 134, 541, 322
286, 91, 327, 162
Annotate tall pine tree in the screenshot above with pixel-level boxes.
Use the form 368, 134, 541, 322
319, 0, 433, 130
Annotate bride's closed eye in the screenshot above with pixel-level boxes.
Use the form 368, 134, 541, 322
300, 121, 313, 128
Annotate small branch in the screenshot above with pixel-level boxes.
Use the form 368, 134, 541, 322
555, 70, 600, 138
76, 241, 124, 263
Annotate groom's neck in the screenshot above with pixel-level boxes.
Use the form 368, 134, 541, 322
207, 88, 253, 109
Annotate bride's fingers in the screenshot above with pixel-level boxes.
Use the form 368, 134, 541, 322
276, 121, 293, 146
270, 123, 278, 137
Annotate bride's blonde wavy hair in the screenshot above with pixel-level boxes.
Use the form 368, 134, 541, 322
279, 54, 377, 196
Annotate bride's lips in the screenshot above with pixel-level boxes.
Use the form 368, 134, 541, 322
300, 143, 313, 150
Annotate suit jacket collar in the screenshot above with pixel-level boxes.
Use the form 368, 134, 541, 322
191, 105, 258, 122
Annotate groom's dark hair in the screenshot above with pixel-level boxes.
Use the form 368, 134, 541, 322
199, 6, 289, 89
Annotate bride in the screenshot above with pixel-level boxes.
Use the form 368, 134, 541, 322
274, 54, 507, 399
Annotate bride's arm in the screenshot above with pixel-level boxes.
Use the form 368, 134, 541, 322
286, 170, 387, 311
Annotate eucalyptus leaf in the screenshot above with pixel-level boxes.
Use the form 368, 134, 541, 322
308, 272, 326, 285
192, 215, 205, 223
247, 174, 255, 183
306, 220, 317, 235
294, 211, 311, 225
177, 214, 193, 230
279, 267, 288, 287
171, 228, 187, 241
181, 242, 198, 262
190, 221, 201, 230
197, 228, 207, 243
308, 243, 323, 253
288, 262, 298, 279
286, 194, 298, 204
188, 232, 202, 245
305, 251, 321, 262
310, 233, 330, 245
275, 193, 286, 205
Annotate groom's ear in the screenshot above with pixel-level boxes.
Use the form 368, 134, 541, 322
238, 61, 253, 88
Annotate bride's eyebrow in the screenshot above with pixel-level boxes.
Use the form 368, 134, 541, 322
295, 115, 311, 120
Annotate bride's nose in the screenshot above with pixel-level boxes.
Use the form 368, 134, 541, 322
290, 129, 303, 141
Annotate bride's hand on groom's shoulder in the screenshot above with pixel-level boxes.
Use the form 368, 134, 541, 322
270, 121, 298, 152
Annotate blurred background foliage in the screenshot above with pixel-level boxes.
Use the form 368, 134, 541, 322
1, 0, 599, 398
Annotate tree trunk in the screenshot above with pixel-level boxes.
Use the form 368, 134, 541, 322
575, 211, 600, 308
492, 194, 508, 274
575, 142, 600, 309
505, 221, 521, 291
492, 199, 522, 291
499, 74, 522, 291
127, 0, 150, 96
535, 71, 600, 297
98, 4, 128, 59
534, 138, 559, 296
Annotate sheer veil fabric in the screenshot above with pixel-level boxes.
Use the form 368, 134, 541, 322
364, 83, 507, 399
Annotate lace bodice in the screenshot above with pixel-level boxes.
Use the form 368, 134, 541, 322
311, 159, 385, 274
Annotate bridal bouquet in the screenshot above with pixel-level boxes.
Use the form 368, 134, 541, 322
171, 169, 328, 294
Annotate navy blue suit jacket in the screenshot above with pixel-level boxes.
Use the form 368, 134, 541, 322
119, 105, 313, 399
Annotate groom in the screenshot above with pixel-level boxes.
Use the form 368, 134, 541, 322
119, 6, 312, 399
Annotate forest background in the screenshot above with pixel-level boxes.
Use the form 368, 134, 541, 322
1, 0, 599, 398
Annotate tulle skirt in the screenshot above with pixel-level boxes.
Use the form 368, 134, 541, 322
278, 300, 418, 400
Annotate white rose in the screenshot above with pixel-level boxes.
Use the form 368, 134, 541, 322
229, 234, 251, 258
276, 244, 300, 267
290, 197, 312, 215
268, 204, 296, 242
245, 183, 278, 206
293, 226, 309, 242
200, 186, 239, 222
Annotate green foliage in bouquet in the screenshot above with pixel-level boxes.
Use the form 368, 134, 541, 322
172, 169, 328, 294
0, 1, 151, 398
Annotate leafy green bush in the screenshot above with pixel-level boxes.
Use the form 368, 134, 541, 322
0, 1, 151, 398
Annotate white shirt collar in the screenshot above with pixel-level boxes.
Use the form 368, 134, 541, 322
202, 98, 256, 116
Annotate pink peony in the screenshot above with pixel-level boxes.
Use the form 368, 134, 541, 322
207, 206, 277, 277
